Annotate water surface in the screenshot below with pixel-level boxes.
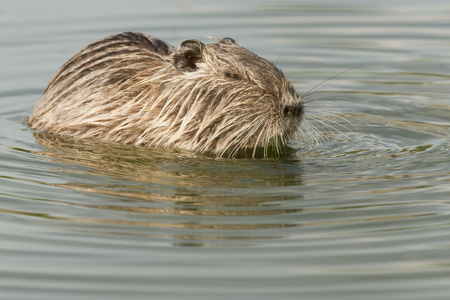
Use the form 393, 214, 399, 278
1, 1, 450, 299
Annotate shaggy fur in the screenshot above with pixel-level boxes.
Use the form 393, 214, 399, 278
29, 32, 303, 157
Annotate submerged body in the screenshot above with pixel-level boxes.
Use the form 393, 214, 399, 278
29, 32, 303, 157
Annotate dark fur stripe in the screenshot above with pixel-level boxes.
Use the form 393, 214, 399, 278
45, 32, 174, 93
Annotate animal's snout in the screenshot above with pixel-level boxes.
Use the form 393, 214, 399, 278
283, 103, 303, 118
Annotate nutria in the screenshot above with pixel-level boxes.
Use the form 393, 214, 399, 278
29, 32, 304, 157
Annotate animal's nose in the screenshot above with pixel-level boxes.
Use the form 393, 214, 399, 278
283, 104, 303, 118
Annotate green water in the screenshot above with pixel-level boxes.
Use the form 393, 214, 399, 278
1, 1, 450, 299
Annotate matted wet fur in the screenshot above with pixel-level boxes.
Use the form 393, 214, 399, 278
29, 32, 304, 158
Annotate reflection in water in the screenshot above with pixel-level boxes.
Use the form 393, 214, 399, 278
33, 132, 303, 188
30, 132, 305, 246
27, 106, 446, 247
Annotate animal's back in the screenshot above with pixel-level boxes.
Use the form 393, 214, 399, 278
44, 32, 174, 93
29, 32, 175, 138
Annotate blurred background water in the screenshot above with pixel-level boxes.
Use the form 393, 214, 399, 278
1, 0, 450, 299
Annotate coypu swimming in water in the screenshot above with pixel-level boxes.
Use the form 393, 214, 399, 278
29, 32, 304, 158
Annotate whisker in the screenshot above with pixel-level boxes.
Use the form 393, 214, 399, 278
306, 108, 364, 133
299, 118, 324, 145
301, 67, 357, 100
305, 115, 350, 139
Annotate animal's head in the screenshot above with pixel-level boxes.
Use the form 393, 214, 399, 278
165, 37, 303, 157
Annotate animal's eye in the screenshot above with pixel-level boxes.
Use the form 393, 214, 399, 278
225, 72, 241, 80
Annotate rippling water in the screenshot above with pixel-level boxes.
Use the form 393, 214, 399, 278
1, 0, 450, 299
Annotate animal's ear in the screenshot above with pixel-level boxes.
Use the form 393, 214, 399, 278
220, 37, 236, 44
173, 39, 204, 72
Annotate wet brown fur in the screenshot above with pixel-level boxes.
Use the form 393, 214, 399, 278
29, 32, 303, 157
